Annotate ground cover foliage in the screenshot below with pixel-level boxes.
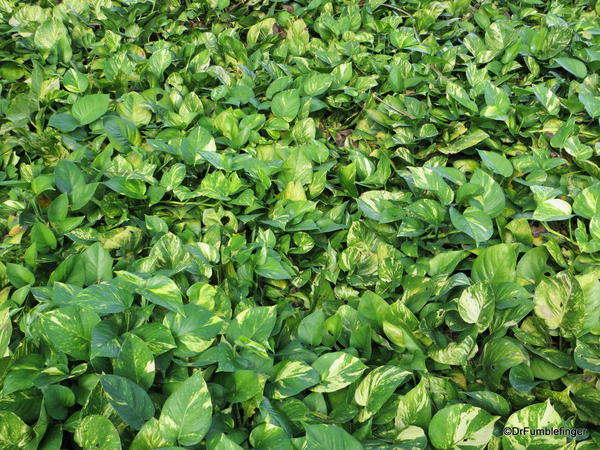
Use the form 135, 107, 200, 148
0, 0, 600, 448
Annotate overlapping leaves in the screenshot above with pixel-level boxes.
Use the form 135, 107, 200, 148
1, 0, 600, 448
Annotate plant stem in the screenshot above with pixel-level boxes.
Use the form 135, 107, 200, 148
541, 221, 577, 245
372, 93, 416, 120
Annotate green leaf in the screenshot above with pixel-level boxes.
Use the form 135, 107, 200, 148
516, 246, 549, 285
2, 354, 43, 395
249, 423, 292, 450
502, 401, 566, 449
428, 404, 497, 449
481, 82, 510, 120
357, 290, 390, 330
208, 434, 244, 450
271, 360, 320, 399
472, 244, 517, 283
304, 424, 362, 450
39, 306, 100, 360
31, 222, 57, 253
148, 48, 172, 78
104, 117, 141, 151
44, 385, 76, 420
181, 126, 216, 165
464, 391, 510, 416
82, 242, 113, 285
0, 411, 33, 448
0, 308, 11, 359
469, 169, 505, 218
159, 370, 212, 446
574, 183, 600, 219
574, 341, 600, 373
395, 377, 432, 429
573, 387, 600, 430
104, 176, 147, 199
533, 198, 572, 221
457, 282, 494, 332
113, 334, 155, 389
72, 94, 110, 125
394, 426, 428, 450
132, 322, 177, 355
297, 310, 325, 346
48, 113, 80, 132
532, 84, 561, 115
139, 275, 184, 314
579, 92, 600, 118
534, 272, 586, 338
6, 263, 35, 288
72, 282, 133, 315
482, 337, 528, 390
311, 351, 367, 392
255, 254, 295, 280
271, 89, 300, 122
477, 150, 513, 177
302, 73, 332, 96
355, 365, 411, 420
449, 207, 493, 243
429, 334, 476, 366
130, 418, 171, 450
63, 68, 89, 94
280, 148, 313, 186
100, 375, 155, 430
224, 370, 265, 403
226, 306, 277, 344
409, 167, 454, 205
440, 129, 489, 154
118, 92, 151, 126
164, 304, 224, 355
72, 183, 98, 211
446, 81, 478, 113
34, 18, 67, 50
554, 56, 587, 79
55, 159, 85, 194
75, 415, 122, 450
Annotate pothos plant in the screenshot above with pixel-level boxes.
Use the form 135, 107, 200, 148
0, 0, 600, 449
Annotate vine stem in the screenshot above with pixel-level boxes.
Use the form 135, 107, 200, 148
372, 93, 416, 120
541, 221, 577, 245
381, 4, 410, 16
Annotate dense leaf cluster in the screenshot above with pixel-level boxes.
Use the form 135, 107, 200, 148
1, 0, 600, 448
